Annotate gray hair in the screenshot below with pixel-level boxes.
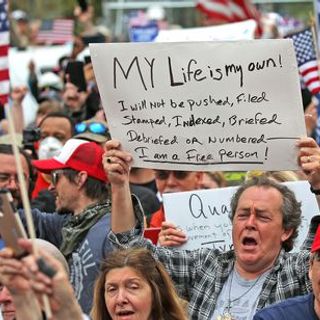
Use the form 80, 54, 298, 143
230, 176, 302, 252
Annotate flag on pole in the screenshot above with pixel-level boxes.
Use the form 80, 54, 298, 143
286, 28, 320, 95
286, 27, 320, 144
0, 0, 9, 106
196, 0, 262, 35
36, 19, 74, 45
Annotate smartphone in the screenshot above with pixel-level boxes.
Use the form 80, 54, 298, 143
81, 34, 105, 46
0, 190, 27, 258
65, 61, 87, 92
78, 0, 88, 12
143, 228, 161, 245
84, 55, 92, 65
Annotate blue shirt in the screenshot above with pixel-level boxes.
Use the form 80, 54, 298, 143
253, 293, 319, 320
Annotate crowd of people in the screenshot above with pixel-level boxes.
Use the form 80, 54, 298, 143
2, 3, 320, 320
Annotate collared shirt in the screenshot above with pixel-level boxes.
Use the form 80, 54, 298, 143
109, 207, 320, 320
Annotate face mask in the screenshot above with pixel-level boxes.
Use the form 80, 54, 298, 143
38, 136, 63, 160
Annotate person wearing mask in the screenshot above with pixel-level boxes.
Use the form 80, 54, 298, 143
0, 139, 114, 314
31, 112, 75, 209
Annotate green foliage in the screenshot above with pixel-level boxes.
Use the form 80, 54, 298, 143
11, 0, 102, 20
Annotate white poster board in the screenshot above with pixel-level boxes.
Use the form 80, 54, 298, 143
9, 45, 72, 125
90, 40, 306, 171
163, 181, 319, 252
155, 20, 257, 42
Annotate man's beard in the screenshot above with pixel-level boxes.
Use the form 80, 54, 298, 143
10, 190, 22, 210
56, 206, 72, 215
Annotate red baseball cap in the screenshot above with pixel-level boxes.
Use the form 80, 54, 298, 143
32, 139, 108, 182
311, 226, 320, 253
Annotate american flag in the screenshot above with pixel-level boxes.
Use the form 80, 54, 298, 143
286, 28, 320, 144
286, 28, 320, 95
36, 19, 74, 45
0, 0, 9, 106
196, 0, 262, 36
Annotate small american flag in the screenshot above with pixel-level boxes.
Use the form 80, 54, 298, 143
36, 19, 74, 45
0, 0, 9, 106
286, 28, 320, 95
196, 0, 262, 35
287, 28, 320, 144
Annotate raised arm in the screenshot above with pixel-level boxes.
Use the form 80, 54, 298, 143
103, 139, 136, 233
297, 137, 320, 190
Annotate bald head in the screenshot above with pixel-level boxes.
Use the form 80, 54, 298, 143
35, 239, 69, 275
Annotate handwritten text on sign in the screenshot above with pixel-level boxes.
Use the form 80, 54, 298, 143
163, 181, 318, 251
90, 40, 306, 171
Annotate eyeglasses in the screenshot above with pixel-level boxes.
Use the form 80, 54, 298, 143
155, 170, 190, 180
51, 170, 66, 186
0, 173, 27, 185
75, 122, 109, 135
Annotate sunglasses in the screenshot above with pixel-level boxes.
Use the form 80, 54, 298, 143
51, 170, 66, 186
155, 170, 190, 180
75, 122, 108, 135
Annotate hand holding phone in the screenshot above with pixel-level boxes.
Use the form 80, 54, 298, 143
65, 61, 87, 92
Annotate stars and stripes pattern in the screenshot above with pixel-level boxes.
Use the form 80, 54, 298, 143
36, 19, 74, 45
287, 28, 320, 95
196, 0, 262, 36
0, 0, 9, 106
286, 28, 320, 144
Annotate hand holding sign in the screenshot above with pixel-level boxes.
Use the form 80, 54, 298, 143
103, 139, 132, 186
91, 40, 306, 172
297, 137, 320, 190
158, 221, 187, 247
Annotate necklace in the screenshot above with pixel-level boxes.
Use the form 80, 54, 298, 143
217, 269, 263, 320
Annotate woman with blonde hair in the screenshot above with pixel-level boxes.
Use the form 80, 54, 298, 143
91, 247, 187, 320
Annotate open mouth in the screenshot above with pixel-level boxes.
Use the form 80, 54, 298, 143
242, 236, 257, 246
116, 310, 135, 317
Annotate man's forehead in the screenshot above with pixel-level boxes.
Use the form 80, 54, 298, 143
41, 116, 71, 128
0, 153, 29, 175
237, 186, 283, 205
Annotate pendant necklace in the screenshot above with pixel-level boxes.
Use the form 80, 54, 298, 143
217, 269, 263, 320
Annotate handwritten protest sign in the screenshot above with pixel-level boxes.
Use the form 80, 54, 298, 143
155, 20, 257, 42
90, 40, 306, 171
163, 181, 319, 251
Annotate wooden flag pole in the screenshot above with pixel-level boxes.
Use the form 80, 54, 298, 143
5, 103, 53, 319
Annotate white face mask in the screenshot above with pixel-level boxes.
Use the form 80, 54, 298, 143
38, 136, 63, 160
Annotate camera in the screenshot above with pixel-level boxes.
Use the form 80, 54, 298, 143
22, 128, 41, 158
22, 128, 41, 145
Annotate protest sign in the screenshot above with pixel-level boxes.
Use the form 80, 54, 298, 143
90, 40, 306, 171
154, 20, 256, 42
163, 180, 319, 251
